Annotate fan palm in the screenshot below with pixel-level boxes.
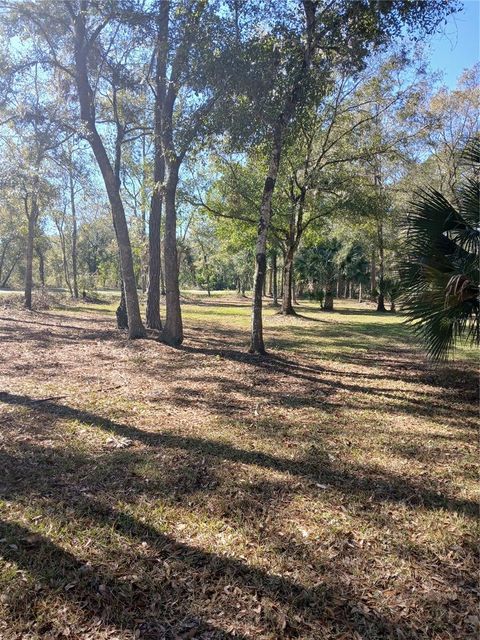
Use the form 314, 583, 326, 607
399, 138, 479, 360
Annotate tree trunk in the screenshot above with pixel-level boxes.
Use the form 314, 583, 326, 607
376, 220, 386, 312
1, 255, 19, 288
281, 248, 295, 315
249, 1, 317, 353
72, 9, 145, 338
69, 166, 79, 299
371, 251, 376, 294
116, 281, 128, 330
272, 251, 278, 305
162, 162, 183, 346
146, 159, 164, 330
358, 282, 362, 303
160, 250, 166, 296
146, 4, 168, 331
292, 272, 298, 305
59, 231, 73, 296
24, 199, 37, 310
324, 283, 334, 311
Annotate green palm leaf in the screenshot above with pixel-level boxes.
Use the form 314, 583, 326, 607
399, 137, 479, 360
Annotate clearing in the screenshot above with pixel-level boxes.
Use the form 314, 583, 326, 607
0, 296, 477, 640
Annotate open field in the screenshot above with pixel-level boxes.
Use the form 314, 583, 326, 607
0, 296, 478, 640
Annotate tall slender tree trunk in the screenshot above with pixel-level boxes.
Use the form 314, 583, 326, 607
376, 219, 386, 312
146, 173, 163, 330
249, 0, 317, 353
146, 4, 168, 330
272, 250, 278, 306
371, 250, 376, 294
292, 272, 298, 304
58, 229, 73, 296
24, 197, 38, 310
281, 247, 295, 315
250, 142, 281, 353
72, 9, 145, 338
68, 166, 79, 299
162, 161, 183, 346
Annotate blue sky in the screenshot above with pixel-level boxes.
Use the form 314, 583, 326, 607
427, 0, 479, 88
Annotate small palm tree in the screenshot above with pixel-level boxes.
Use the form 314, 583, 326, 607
399, 138, 479, 360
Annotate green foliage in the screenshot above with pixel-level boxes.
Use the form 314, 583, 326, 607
399, 138, 480, 359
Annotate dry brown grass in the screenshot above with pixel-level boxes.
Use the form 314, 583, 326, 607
0, 297, 478, 639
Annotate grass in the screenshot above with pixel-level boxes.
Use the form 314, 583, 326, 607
0, 295, 478, 639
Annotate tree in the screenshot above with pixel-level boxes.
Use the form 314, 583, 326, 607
295, 240, 340, 311
244, 0, 459, 353
6, 0, 147, 335
146, 0, 238, 345
0, 61, 61, 309
399, 138, 479, 359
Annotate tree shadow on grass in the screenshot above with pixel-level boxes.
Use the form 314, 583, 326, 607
0, 438, 460, 640
0, 392, 476, 518
0, 518, 247, 640
174, 342, 478, 426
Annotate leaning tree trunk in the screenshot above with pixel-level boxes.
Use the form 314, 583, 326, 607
162, 162, 183, 346
72, 10, 145, 339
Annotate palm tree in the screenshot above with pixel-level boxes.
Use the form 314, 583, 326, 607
295, 241, 340, 311
399, 138, 479, 360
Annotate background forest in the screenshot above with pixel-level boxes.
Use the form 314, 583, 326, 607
0, 0, 477, 354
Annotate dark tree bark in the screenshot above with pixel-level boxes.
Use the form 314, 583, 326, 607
162, 161, 183, 345
272, 250, 278, 306
324, 282, 334, 311
116, 281, 128, 330
70, 4, 145, 338
371, 250, 376, 294
0, 255, 19, 288
153, 0, 213, 345
146, 2, 168, 331
281, 246, 296, 315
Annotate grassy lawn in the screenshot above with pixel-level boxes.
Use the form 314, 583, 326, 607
0, 295, 477, 639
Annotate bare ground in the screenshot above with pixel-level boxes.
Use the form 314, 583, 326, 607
0, 299, 478, 640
